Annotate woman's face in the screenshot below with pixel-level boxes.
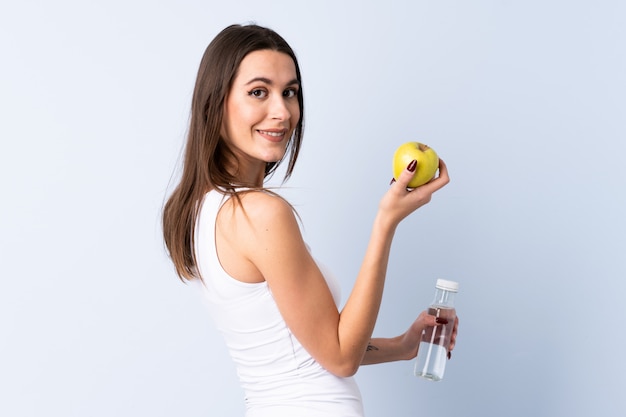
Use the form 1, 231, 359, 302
221, 49, 300, 180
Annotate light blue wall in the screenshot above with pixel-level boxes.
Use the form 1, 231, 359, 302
1, 1, 624, 416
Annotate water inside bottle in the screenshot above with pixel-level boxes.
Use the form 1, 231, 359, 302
414, 307, 456, 381
414, 342, 448, 381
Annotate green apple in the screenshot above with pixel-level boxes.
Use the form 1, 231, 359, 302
392, 142, 439, 188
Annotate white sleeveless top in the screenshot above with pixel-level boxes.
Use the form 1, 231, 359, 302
194, 190, 364, 417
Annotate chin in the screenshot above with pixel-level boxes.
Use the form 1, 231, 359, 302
262, 149, 288, 164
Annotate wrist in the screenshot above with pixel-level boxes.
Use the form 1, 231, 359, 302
397, 332, 418, 361
373, 211, 399, 237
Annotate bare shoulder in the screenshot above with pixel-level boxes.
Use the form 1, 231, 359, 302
215, 190, 303, 283
229, 190, 297, 226
218, 190, 301, 246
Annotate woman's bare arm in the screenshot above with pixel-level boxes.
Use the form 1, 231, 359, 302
228, 160, 449, 377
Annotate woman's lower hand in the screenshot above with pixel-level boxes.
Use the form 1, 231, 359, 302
399, 310, 459, 360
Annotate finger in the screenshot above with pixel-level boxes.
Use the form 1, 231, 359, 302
449, 316, 459, 351
392, 159, 418, 189
417, 311, 438, 329
437, 158, 449, 182
431, 158, 449, 185
413, 158, 449, 195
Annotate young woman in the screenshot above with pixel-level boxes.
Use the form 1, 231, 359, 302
163, 23, 457, 417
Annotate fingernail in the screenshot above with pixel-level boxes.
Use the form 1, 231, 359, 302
447, 351, 452, 360
407, 160, 417, 172
435, 318, 449, 325
389, 178, 396, 185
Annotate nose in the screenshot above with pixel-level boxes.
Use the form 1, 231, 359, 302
269, 95, 291, 121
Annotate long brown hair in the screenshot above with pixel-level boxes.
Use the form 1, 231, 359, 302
162, 24, 305, 281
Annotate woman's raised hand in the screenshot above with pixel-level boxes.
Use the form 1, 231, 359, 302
379, 158, 450, 227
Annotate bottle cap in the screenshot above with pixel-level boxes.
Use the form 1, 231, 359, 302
436, 279, 459, 292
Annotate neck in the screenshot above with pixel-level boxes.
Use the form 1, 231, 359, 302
226, 160, 266, 188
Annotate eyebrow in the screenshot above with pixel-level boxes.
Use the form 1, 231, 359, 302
245, 77, 300, 87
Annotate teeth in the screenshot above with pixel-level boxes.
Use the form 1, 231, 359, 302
259, 130, 284, 137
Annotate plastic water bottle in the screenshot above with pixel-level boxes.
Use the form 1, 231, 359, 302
414, 279, 459, 381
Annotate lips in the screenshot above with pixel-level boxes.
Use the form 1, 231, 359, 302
257, 129, 287, 142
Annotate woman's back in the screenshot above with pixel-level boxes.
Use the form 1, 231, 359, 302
194, 190, 364, 416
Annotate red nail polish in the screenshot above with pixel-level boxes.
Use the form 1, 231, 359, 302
389, 178, 396, 185
435, 317, 449, 325
447, 351, 452, 360
407, 160, 417, 172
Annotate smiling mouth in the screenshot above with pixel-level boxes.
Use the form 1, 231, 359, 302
257, 129, 286, 137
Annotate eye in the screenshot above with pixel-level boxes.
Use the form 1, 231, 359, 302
248, 88, 267, 98
283, 88, 298, 98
